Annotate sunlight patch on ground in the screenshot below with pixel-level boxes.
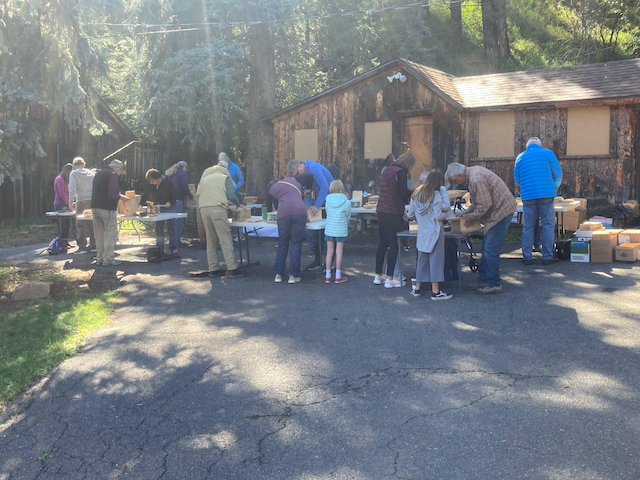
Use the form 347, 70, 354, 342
452, 321, 481, 331
180, 430, 237, 450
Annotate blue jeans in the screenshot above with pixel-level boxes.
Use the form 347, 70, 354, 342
274, 215, 307, 277
156, 200, 181, 250
477, 214, 512, 287
522, 197, 555, 261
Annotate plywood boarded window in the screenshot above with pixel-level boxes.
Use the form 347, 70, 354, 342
295, 129, 318, 162
566, 107, 610, 156
478, 111, 515, 158
364, 121, 392, 159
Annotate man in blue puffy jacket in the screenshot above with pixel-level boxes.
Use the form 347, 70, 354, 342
296, 159, 334, 270
219, 152, 244, 196
514, 137, 563, 265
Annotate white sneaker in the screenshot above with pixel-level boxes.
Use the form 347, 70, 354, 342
274, 274, 283, 283
384, 278, 402, 288
373, 274, 385, 285
288, 276, 301, 284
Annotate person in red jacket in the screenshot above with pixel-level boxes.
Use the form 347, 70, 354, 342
373, 152, 415, 288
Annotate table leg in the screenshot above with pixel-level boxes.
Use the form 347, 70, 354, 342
397, 235, 404, 288
457, 240, 462, 294
236, 227, 244, 267
244, 227, 251, 265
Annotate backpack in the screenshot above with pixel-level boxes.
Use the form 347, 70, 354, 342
47, 237, 66, 255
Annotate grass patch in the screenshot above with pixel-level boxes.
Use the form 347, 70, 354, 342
0, 262, 121, 409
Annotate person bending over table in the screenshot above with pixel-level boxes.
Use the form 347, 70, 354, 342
270, 162, 315, 284
166, 161, 193, 245
143, 169, 181, 256
407, 170, 452, 300
196, 159, 247, 278
446, 162, 517, 295
295, 159, 334, 271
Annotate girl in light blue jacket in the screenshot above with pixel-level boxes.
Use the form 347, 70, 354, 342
324, 180, 351, 284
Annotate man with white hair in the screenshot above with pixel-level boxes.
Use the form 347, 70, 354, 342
218, 152, 244, 195
90, 159, 129, 267
68, 156, 95, 253
196, 157, 247, 278
446, 162, 517, 295
514, 137, 563, 265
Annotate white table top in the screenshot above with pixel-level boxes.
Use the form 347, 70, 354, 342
229, 204, 262, 210
230, 216, 326, 230
46, 211, 76, 217
516, 200, 580, 213
75, 212, 188, 222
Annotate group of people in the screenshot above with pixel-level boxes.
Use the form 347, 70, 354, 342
54, 135, 562, 293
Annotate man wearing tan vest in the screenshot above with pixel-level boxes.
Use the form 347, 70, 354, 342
196, 158, 247, 278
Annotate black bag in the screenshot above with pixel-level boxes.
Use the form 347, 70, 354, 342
146, 246, 162, 262
555, 240, 571, 260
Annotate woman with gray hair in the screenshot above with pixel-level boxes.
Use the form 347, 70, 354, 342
374, 152, 415, 288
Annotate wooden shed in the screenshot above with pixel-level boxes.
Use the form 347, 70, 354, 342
0, 96, 137, 222
265, 57, 640, 203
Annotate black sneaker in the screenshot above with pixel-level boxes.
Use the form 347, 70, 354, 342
542, 257, 558, 265
208, 269, 225, 278
410, 289, 421, 297
431, 291, 452, 301
226, 269, 247, 278
306, 259, 322, 271
522, 259, 534, 265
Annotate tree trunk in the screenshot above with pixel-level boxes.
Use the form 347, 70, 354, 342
481, 0, 500, 72
450, 1, 463, 42
245, 23, 275, 201
494, 0, 510, 60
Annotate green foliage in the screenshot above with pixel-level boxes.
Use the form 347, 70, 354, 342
0, 0, 109, 180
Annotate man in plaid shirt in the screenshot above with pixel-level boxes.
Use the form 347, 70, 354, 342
446, 163, 517, 295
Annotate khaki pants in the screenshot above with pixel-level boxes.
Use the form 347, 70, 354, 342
200, 206, 236, 271
75, 200, 94, 248
93, 208, 118, 262
196, 206, 207, 244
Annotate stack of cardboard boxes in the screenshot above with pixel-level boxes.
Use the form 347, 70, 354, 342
570, 222, 640, 263
561, 198, 587, 231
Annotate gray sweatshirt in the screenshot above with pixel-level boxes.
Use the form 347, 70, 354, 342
68, 168, 95, 205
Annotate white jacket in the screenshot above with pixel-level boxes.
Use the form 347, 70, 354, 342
68, 168, 95, 204
407, 188, 450, 254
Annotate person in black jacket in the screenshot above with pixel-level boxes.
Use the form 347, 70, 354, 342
144, 169, 181, 255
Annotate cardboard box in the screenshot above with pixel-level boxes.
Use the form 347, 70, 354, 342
231, 208, 251, 222
615, 243, 640, 262
569, 198, 587, 210
447, 217, 482, 233
590, 216, 613, 228
623, 200, 639, 211
609, 229, 624, 244
243, 196, 258, 205
562, 209, 587, 231
570, 239, 590, 262
579, 221, 603, 231
351, 190, 363, 202
618, 229, 640, 244
118, 195, 139, 216
591, 233, 617, 263
307, 206, 323, 223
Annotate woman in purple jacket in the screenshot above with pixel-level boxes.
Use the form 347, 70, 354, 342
269, 160, 314, 284
53, 163, 73, 241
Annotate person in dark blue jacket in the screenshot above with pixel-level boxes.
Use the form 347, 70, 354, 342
514, 137, 563, 265
295, 159, 334, 270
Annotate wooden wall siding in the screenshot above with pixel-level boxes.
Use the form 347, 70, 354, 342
466, 105, 638, 202
272, 67, 463, 191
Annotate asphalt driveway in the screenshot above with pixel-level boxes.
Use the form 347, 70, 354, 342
1, 238, 640, 479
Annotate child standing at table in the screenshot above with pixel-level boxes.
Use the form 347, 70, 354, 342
407, 169, 452, 300
324, 180, 351, 283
